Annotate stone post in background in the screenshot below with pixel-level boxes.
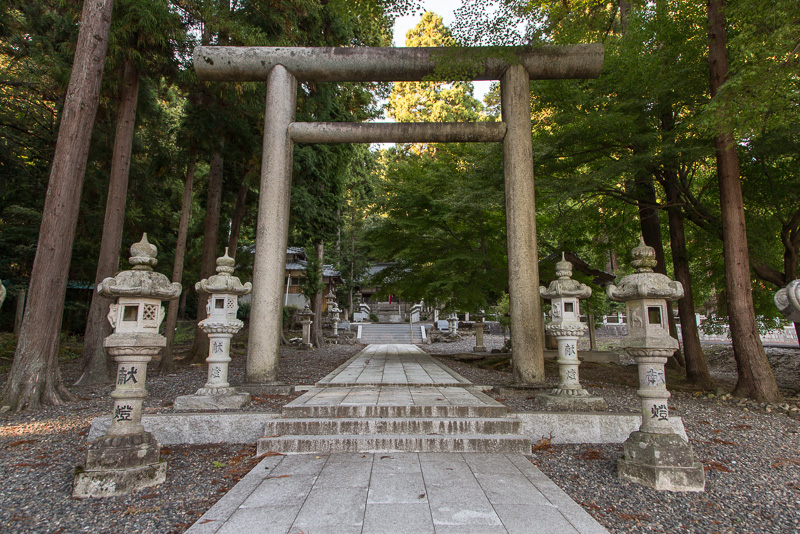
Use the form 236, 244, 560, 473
774, 280, 800, 322
326, 290, 340, 338
175, 249, 252, 411
607, 237, 704, 492
73, 234, 181, 497
0, 282, 5, 309
473, 312, 487, 352
299, 305, 313, 349
537, 253, 606, 410
447, 312, 459, 337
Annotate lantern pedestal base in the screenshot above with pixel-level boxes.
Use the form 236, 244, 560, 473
174, 390, 250, 411
618, 431, 705, 492
73, 432, 166, 498
472, 345, 487, 353
535, 392, 608, 411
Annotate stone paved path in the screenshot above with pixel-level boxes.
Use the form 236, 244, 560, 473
186, 345, 609, 534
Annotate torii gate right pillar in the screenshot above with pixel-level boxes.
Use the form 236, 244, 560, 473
502, 64, 544, 384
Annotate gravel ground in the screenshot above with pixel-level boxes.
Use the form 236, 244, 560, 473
1, 328, 799, 533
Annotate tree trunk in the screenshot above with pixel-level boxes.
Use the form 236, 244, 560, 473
75, 60, 140, 387
14, 289, 25, 336
665, 176, 714, 389
659, 102, 714, 389
1, 0, 114, 411
311, 241, 325, 347
707, 0, 781, 402
187, 145, 225, 364
227, 177, 248, 257
160, 151, 197, 372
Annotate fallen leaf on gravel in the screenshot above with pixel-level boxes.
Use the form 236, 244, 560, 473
771, 458, 800, 468
7, 439, 38, 448
532, 434, 553, 452
577, 449, 603, 460
582, 502, 602, 510
199, 520, 217, 524
703, 460, 731, 472
161, 448, 172, 455
712, 438, 737, 446
618, 512, 649, 521
733, 424, 752, 430
11, 462, 47, 468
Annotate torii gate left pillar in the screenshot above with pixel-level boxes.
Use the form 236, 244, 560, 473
194, 45, 604, 385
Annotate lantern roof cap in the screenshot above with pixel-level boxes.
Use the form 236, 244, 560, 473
98, 234, 182, 300
606, 237, 683, 302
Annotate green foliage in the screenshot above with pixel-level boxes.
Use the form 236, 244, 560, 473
387, 12, 483, 129
365, 143, 507, 311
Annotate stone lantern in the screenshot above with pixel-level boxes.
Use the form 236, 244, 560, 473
473, 311, 487, 352
299, 304, 314, 349
537, 253, 606, 410
775, 279, 800, 322
175, 249, 252, 411
447, 312, 459, 336
73, 234, 181, 498
607, 237, 704, 492
326, 290, 340, 337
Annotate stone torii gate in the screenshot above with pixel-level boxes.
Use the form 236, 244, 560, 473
194, 45, 604, 386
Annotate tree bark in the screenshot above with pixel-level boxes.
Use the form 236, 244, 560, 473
75, 60, 140, 386
160, 151, 197, 372
707, 0, 781, 402
310, 241, 325, 347
1, 0, 114, 411
187, 145, 225, 364
13, 289, 25, 336
227, 176, 248, 257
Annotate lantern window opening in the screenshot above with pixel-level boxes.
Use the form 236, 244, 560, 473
215, 299, 225, 309
123, 305, 139, 322
564, 302, 574, 313
647, 306, 662, 326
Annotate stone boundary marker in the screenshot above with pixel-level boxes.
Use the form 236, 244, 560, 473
88, 411, 687, 446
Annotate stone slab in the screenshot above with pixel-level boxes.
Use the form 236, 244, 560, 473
187, 453, 609, 534
516, 412, 687, 444
534, 393, 609, 411
174, 392, 251, 412
88, 413, 280, 444
236, 383, 295, 395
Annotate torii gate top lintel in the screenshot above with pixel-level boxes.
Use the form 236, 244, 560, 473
194, 44, 603, 83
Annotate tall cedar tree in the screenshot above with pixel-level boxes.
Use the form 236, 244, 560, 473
706, 0, 781, 402
2, 0, 114, 411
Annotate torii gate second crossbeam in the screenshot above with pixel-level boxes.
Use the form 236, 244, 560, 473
193, 44, 604, 387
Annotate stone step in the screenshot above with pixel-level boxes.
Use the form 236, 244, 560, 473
264, 417, 521, 436
281, 404, 509, 419
257, 434, 531, 455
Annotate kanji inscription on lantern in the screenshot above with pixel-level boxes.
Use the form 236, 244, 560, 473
114, 404, 134, 421
564, 343, 576, 357
210, 367, 221, 379
645, 368, 665, 386
566, 369, 577, 381
117, 366, 138, 385
650, 404, 669, 421
212, 341, 224, 354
